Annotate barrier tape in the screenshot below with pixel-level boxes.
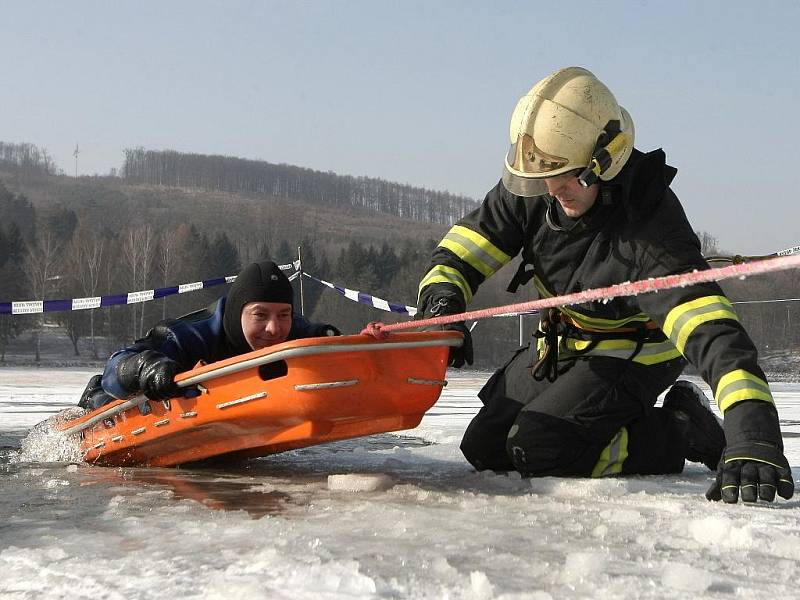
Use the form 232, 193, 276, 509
375, 253, 800, 332
302, 272, 417, 316
0, 270, 297, 315
706, 243, 800, 264
777, 245, 800, 257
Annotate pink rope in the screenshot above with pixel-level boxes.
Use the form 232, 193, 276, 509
376, 253, 800, 333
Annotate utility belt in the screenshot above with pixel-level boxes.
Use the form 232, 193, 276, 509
531, 308, 671, 382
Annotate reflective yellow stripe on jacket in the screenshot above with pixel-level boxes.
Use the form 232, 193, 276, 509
533, 276, 682, 365
533, 276, 653, 331
438, 225, 511, 278
662, 295, 739, 354
561, 307, 653, 331
563, 338, 682, 365
418, 265, 473, 304
715, 369, 774, 413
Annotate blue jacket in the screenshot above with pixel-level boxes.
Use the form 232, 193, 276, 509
102, 297, 338, 400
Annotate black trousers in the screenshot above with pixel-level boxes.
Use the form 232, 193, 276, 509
461, 345, 689, 477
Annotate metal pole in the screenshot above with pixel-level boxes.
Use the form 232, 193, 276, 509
519, 314, 524, 347
297, 245, 304, 316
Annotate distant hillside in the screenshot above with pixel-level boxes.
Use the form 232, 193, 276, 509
2, 169, 452, 254
121, 148, 479, 226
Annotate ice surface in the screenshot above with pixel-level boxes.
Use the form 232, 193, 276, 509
327, 473, 394, 492
1, 367, 800, 599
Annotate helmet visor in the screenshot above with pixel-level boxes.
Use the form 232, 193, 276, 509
506, 133, 570, 176
501, 168, 548, 197
502, 132, 570, 197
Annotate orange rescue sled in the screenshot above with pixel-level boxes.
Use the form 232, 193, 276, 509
59, 331, 462, 467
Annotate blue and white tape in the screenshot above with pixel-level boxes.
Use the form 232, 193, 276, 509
302, 273, 417, 316
777, 245, 800, 257
0, 276, 238, 315
0, 261, 300, 315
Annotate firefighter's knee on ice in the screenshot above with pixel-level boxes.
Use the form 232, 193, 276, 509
460, 418, 517, 473
506, 411, 575, 476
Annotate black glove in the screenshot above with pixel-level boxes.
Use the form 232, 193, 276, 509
706, 442, 794, 503
117, 350, 182, 401
442, 322, 473, 368
418, 296, 473, 368
77, 374, 114, 410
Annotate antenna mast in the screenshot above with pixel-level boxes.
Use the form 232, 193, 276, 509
73, 143, 80, 177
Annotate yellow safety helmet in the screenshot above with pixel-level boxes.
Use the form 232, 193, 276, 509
502, 66, 635, 197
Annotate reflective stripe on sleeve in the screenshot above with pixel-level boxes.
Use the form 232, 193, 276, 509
715, 369, 774, 413
418, 265, 473, 304
438, 225, 511, 278
662, 295, 739, 354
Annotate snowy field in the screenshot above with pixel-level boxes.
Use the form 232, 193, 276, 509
2, 368, 800, 600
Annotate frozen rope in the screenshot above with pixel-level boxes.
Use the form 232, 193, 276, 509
376, 253, 800, 333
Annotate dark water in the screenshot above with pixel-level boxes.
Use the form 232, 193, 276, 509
1, 432, 438, 520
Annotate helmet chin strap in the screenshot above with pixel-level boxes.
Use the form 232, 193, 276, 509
578, 120, 624, 188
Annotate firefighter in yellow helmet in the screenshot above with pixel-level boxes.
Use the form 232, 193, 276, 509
417, 67, 793, 504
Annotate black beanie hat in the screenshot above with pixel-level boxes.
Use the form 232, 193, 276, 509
223, 260, 294, 354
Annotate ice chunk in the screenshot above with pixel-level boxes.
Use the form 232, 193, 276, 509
44, 478, 69, 488
599, 508, 644, 526
661, 562, 713, 592
529, 476, 630, 498
430, 556, 459, 578
470, 570, 494, 599
592, 524, 608, 539
327, 473, 394, 492
687, 516, 756, 548
687, 516, 732, 545
561, 552, 605, 580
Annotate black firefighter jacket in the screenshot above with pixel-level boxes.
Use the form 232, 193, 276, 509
417, 148, 782, 447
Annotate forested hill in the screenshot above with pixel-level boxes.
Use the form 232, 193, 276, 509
121, 148, 478, 226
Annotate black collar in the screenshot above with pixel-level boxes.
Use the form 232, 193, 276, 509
545, 188, 612, 233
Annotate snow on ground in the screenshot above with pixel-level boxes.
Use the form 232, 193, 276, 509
2, 367, 800, 599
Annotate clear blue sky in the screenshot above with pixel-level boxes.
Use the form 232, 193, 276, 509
2, 1, 798, 254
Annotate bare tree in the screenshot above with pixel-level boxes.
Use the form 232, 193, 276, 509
121, 225, 156, 339
158, 229, 177, 319
67, 224, 105, 358
696, 230, 720, 256
24, 231, 61, 362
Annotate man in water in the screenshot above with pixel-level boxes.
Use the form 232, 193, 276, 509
79, 260, 339, 409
